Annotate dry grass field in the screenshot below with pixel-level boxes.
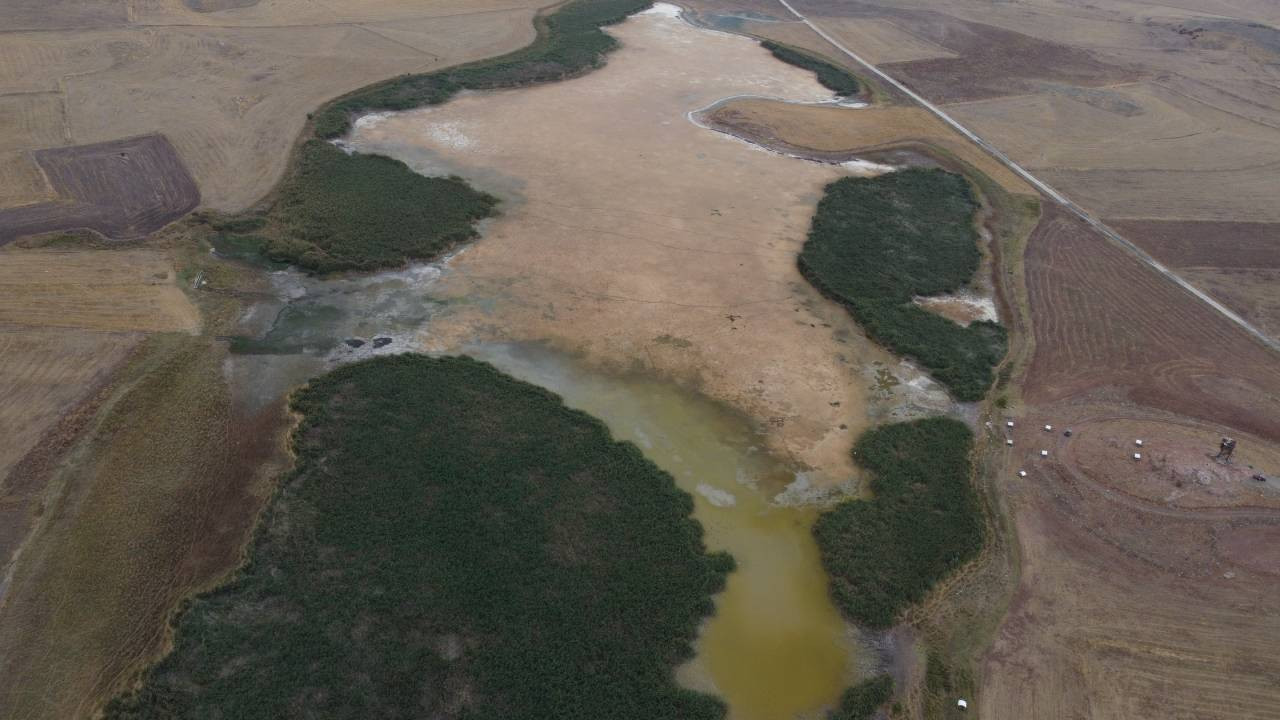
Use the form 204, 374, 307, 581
0, 326, 140, 576
0, 0, 546, 214
0, 151, 54, 208
0, 246, 199, 332
0, 236, 231, 720
700, 99, 1034, 196
0, 336, 286, 720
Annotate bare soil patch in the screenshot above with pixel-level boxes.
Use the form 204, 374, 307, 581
1046, 416, 1280, 510
983, 443, 1280, 717
1107, 219, 1280, 270
0, 135, 198, 244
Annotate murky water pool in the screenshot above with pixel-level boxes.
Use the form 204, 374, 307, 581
467, 343, 857, 719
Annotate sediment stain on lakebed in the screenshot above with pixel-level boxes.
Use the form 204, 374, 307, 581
469, 342, 861, 720
345, 3, 897, 484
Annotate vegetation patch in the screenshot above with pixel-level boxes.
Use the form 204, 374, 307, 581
830, 674, 894, 720
798, 168, 1006, 401
312, 0, 654, 139
244, 141, 497, 273
761, 40, 860, 96
105, 354, 731, 720
229, 0, 653, 274
814, 418, 983, 629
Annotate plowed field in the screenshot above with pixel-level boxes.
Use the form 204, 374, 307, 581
1022, 204, 1280, 444
0, 135, 198, 244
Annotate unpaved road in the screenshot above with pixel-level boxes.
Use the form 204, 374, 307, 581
774, 0, 1280, 354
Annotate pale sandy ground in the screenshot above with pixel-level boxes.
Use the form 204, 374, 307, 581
349, 4, 909, 483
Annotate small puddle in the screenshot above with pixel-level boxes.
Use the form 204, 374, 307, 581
467, 342, 858, 720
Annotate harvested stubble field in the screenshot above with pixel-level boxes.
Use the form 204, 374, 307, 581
0, 335, 286, 720
0, 0, 546, 212
0, 326, 140, 572
0, 135, 199, 244
0, 246, 200, 333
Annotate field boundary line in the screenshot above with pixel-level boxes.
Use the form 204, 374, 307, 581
774, 0, 1280, 354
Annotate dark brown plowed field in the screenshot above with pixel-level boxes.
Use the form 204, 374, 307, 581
792, 0, 1138, 103
1023, 204, 1280, 443
1107, 219, 1280, 269
0, 134, 199, 245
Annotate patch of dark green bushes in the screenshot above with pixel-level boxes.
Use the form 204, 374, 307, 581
799, 169, 1006, 401
830, 674, 894, 720
761, 40, 860, 96
312, 0, 654, 139
814, 417, 983, 629
104, 354, 731, 720
235, 0, 652, 274
260, 141, 498, 273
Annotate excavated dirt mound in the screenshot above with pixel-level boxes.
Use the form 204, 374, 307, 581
0, 134, 199, 244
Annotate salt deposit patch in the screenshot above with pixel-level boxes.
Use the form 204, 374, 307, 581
914, 289, 998, 326
641, 2, 683, 18
842, 158, 896, 176
696, 484, 737, 507
426, 122, 474, 151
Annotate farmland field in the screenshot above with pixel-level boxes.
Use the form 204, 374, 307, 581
3, 0, 1280, 719
0, 0, 546, 213
0, 246, 199, 333
0, 135, 199, 244
1022, 204, 1280, 444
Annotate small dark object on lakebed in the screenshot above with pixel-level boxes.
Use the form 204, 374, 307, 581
344, 338, 366, 348
372, 337, 393, 348
1254, 474, 1269, 482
